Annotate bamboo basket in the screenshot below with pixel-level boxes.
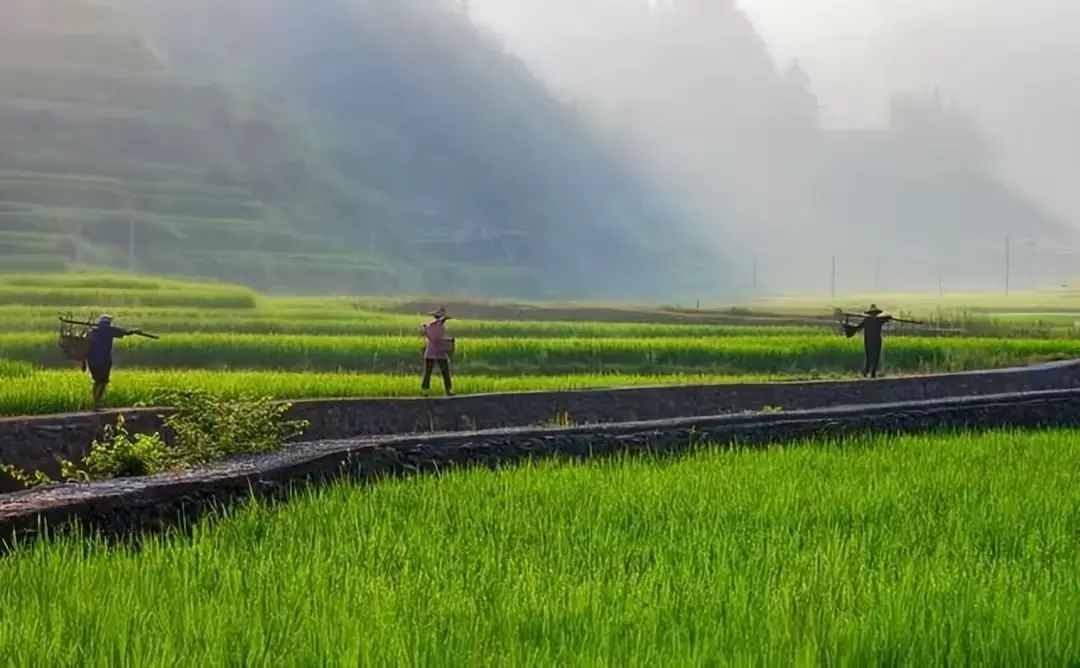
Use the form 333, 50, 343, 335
57, 312, 93, 364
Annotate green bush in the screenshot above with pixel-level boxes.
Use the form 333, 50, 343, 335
0, 389, 309, 487
72, 416, 171, 480
145, 388, 308, 469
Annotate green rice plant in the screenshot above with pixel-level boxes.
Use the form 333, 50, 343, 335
0, 286, 257, 309
0, 369, 814, 416
0, 429, 1077, 664
761, 288, 1080, 313
0, 273, 258, 308
0, 272, 232, 291
2, 331, 1076, 375
0, 304, 834, 338
0, 357, 33, 378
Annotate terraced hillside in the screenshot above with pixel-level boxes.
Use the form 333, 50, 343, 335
0, 1, 335, 283
0, 0, 682, 299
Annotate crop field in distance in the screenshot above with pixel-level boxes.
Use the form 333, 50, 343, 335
2, 273, 1080, 663
2, 429, 1078, 664
2, 272, 1080, 415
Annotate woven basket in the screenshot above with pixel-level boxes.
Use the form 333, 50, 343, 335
59, 334, 89, 362
443, 337, 456, 359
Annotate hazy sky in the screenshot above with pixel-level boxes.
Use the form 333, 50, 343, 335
738, 0, 1080, 222
470, 0, 1080, 223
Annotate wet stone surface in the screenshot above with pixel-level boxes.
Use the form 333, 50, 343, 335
2, 387, 1079, 549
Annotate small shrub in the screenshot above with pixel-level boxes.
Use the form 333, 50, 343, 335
0, 390, 309, 487
74, 416, 172, 480
542, 412, 575, 427
146, 389, 309, 468
0, 462, 53, 488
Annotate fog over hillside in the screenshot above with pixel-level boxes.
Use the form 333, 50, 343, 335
0, 0, 707, 301
469, 0, 1080, 297
2, 0, 1075, 301
739, 0, 1080, 224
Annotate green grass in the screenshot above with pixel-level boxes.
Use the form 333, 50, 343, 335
761, 289, 1080, 314
0, 272, 232, 291
10, 301, 1070, 338
0, 286, 258, 309
3, 332, 1074, 375
0, 358, 34, 379
2, 429, 1077, 664
0, 305, 832, 337
0, 273, 258, 309
0, 369, 816, 416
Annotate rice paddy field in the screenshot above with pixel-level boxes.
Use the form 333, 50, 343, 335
3, 274, 1080, 664
0, 369, 806, 416
2, 429, 1078, 664
3, 272, 1080, 415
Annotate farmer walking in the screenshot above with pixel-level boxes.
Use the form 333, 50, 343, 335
849, 304, 894, 378
420, 306, 454, 396
86, 314, 140, 411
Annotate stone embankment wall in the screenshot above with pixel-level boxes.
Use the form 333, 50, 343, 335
2, 388, 1079, 547
1, 360, 1079, 492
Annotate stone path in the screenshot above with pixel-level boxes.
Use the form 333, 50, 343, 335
3, 387, 1080, 550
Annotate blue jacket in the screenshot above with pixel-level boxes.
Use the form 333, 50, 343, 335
87, 325, 130, 365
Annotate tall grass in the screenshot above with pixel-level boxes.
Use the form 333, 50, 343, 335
2, 332, 1075, 374
0, 287, 257, 309
0, 305, 831, 338
0, 272, 230, 291
0, 273, 258, 309
0, 358, 33, 378
1, 429, 1077, 664
762, 289, 1080, 312
0, 369, 815, 415
2, 303, 1073, 338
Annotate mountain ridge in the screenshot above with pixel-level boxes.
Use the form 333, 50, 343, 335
0, 0, 693, 299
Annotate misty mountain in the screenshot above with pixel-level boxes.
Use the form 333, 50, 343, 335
0, 0, 694, 299
473, 0, 1078, 294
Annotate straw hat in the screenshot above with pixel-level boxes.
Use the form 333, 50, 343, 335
864, 304, 883, 316
428, 306, 449, 319
97, 314, 114, 325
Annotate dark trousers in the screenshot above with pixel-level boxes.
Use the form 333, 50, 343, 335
863, 341, 882, 378
87, 359, 112, 385
422, 358, 452, 392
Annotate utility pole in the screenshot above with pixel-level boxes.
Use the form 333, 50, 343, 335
1026, 235, 1035, 289
830, 254, 836, 299
752, 255, 758, 297
874, 256, 880, 293
127, 215, 136, 271
73, 219, 83, 267
938, 261, 944, 297
1005, 234, 1011, 296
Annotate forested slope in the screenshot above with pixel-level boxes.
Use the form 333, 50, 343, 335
0, 0, 683, 299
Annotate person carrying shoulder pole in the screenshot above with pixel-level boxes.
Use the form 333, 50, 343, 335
420, 306, 454, 396
86, 314, 139, 411
849, 304, 893, 379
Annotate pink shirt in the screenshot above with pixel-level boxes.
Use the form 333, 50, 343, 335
421, 319, 448, 360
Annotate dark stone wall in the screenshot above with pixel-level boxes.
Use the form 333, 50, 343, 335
2, 360, 1079, 493
2, 388, 1079, 549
